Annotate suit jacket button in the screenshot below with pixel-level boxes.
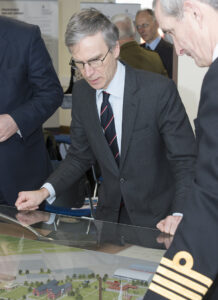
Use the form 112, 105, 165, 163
120, 178, 125, 184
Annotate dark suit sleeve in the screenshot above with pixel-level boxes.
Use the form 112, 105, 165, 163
157, 80, 196, 213
46, 84, 96, 197
144, 63, 218, 299
9, 25, 63, 140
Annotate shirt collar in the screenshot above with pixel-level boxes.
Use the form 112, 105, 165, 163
96, 61, 125, 98
212, 44, 218, 62
147, 36, 161, 50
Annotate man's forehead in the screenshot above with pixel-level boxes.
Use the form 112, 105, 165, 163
71, 33, 106, 51
71, 47, 102, 61
137, 11, 152, 21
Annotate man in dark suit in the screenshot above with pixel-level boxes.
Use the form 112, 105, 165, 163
135, 9, 173, 78
111, 13, 168, 76
144, 0, 218, 299
15, 8, 196, 234
0, 16, 63, 206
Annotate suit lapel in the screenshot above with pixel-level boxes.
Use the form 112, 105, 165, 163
83, 65, 140, 173
155, 38, 163, 51
85, 87, 119, 174
120, 66, 139, 169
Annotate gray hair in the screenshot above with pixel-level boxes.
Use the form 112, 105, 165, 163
111, 14, 135, 39
65, 8, 119, 51
153, 0, 218, 17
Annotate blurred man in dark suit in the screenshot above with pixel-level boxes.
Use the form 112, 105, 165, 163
135, 9, 173, 78
111, 13, 167, 76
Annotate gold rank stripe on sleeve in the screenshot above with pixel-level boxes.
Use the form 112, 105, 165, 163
156, 265, 208, 295
149, 282, 187, 300
152, 274, 202, 299
160, 256, 213, 287
148, 251, 213, 300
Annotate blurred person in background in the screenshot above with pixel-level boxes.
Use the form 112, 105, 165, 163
0, 16, 63, 206
135, 8, 173, 78
111, 13, 168, 76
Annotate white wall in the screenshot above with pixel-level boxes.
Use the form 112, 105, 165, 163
177, 55, 208, 130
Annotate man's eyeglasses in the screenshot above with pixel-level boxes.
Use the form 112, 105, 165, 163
69, 48, 111, 71
136, 23, 149, 30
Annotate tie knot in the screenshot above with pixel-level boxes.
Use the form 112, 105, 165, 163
102, 91, 110, 102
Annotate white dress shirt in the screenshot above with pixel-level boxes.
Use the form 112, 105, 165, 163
96, 61, 125, 152
212, 44, 218, 62
146, 36, 161, 51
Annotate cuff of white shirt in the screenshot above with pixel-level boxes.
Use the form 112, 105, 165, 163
17, 129, 22, 137
172, 212, 183, 217
41, 183, 56, 204
45, 213, 56, 225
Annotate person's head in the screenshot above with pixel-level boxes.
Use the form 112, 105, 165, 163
111, 14, 135, 45
153, 0, 218, 67
65, 8, 120, 90
135, 9, 159, 44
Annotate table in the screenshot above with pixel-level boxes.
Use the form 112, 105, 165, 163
0, 205, 169, 299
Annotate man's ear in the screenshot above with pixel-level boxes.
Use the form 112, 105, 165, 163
113, 41, 120, 59
183, 0, 203, 27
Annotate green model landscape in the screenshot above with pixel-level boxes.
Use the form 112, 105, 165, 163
0, 234, 148, 299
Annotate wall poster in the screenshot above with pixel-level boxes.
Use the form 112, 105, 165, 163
0, 0, 59, 72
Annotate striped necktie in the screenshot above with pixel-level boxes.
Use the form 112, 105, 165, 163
101, 91, 120, 166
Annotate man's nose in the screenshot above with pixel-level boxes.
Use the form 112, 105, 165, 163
138, 27, 145, 34
83, 63, 94, 77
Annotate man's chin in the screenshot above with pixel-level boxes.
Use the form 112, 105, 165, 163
194, 58, 209, 68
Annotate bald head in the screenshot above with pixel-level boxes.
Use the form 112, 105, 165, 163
135, 9, 159, 43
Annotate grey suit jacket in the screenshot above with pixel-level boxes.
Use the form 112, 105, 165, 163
48, 63, 196, 228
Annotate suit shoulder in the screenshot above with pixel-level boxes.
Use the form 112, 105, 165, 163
159, 38, 173, 48
157, 39, 173, 54
132, 65, 173, 85
74, 79, 90, 90
145, 48, 161, 59
0, 16, 39, 39
125, 65, 177, 99
145, 49, 165, 65
199, 58, 218, 109
73, 79, 94, 99
205, 57, 218, 78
